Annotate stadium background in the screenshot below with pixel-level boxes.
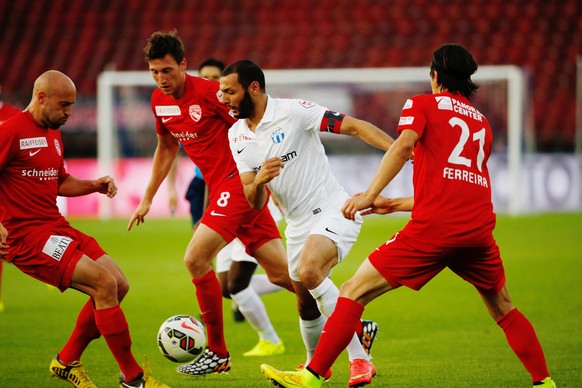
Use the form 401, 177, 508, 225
0, 0, 579, 154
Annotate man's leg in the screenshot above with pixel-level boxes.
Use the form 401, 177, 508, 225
228, 260, 283, 351
183, 224, 229, 357
482, 286, 553, 384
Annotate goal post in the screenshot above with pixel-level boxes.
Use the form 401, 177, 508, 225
97, 66, 527, 219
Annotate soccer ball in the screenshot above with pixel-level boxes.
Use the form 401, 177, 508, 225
157, 314, 206, 363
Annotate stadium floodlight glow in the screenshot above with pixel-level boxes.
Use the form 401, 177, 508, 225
97, 66, 527, 219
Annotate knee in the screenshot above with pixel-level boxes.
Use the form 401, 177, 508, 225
297, 264, 324, 290
92, 272, 118, 304
184, 253, 211, 279
227, 277, 251, 295
116, 276, 130, 301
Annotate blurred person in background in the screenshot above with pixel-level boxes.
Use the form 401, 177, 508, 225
260, 44, 556, 388
0, 71, 167, 388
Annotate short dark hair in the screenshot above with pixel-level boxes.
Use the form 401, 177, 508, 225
198, 58, 225, 72
222, 59, 266, 93
430, 43, 479, 98
144, 30, 185, 64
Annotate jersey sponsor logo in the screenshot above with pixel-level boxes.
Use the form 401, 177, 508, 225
281, 150, 296, 162
403, 99, 413, 110
210, 210, 226, 217
398, 116, 414, 126
271, 127, 285, 143
161, 117, 173, 123
171, 132, 199, 142
21, 167, 59, 180
42, 235, 73, 261
29, 149, 41, 157
232, 134, 253, 144
189, 105, 202, 122
155, 105, 181, 116
54, 139, 62, 156
298, 99, 316, 109
236, 147, 246, 154
450, 98, 484, 122
19, 137, 48, 150
435, 96, 453, 111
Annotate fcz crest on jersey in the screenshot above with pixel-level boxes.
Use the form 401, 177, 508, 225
271, 127, 285, 144
54, 139, 62, 156
189, 105, 202, 122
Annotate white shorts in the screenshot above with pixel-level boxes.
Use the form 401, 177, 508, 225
285, 208, 362, 282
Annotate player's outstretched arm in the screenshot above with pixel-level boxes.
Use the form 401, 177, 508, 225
339, 116, 395, 151
343, 129, 417, 220
58, 175, 117, 198
359, 195, 414, 216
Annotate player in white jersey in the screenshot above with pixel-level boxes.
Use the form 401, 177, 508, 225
220, 59, 394, 387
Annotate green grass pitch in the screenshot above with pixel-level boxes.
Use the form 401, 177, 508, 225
0, 213, 580, 387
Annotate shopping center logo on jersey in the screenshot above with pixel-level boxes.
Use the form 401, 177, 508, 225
435, 96, 453, 111
189, 105, 202, 122
20, 137, 48, 150
54, 139, 62, 156
271, 127, 285, 143
155, 105, 181, 116
42, 235, 73, 261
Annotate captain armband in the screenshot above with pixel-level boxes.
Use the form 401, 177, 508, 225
319, 110, 345, 134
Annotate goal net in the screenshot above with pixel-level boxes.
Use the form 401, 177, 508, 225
96, 66, 529, 219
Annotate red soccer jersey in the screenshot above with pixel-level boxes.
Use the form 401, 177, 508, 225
0, 101, 21, 125
397, 91, 496, 246
0, 111, 70, 247
151, 74, 237, 195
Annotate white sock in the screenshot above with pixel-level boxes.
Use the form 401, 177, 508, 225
231, 287, 280, 344
309, 277, 369, 362
299, 314, 326, 365
250, 274, 284, 295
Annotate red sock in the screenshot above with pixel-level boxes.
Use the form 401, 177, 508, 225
309, 297, 364, 376
59, 300, 101, 364
193, 270, 227, 357
94, 305, 142, 382
497, 308, 550, 382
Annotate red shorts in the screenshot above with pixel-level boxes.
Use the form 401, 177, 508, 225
201, 177, 280, 254
9, 224, 106, 292
368, 232, 506, 295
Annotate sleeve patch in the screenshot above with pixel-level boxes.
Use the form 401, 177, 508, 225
398, 116, 414, 126
320, 110, 345, 134
299, 100, 316, 109
403, 99, 413, 110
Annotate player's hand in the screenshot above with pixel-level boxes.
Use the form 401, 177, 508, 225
95, 176, 117, 198
342, 193, 374, 220
128, 199, 152, 231
255, 157, 284, 185
0, 222, 9, 258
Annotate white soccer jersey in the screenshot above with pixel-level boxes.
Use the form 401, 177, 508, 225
229, 97, 348, 226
